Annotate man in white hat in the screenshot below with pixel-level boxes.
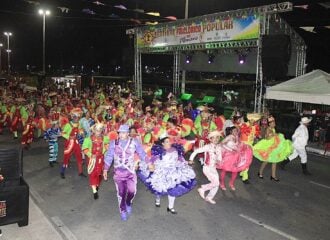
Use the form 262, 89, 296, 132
103, 124, 148, 221
280, 117, 312, 175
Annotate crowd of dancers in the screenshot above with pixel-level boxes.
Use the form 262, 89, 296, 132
0, 84, 312, 221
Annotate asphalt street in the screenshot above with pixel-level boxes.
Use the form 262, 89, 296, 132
1, 131, 330, 240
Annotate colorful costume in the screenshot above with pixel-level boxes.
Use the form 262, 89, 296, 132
194, 111, 217, 164
21, 115, 35, 149
44, 124, 62, 166
82, 133, 109, 199
239, 113, 261, 182
104, 124, 147, 221
61, 108, 84, 178
217, 134, 253, 190
10, 108, 20, 139
253, 129, 293, 163
138, 143, 196, 211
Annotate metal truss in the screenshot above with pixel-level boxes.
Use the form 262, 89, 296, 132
134, 33, 142, 98
254, 13, 266, 114
173, 51, 181, 95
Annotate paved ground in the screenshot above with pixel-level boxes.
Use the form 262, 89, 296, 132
1, 131, 330, 240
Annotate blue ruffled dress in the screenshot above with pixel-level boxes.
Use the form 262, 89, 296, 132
138, 144, 197, 197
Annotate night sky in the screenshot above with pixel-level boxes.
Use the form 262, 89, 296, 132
0, 0, 329, 73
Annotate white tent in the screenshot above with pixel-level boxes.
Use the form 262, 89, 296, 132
265, 69, 330, 105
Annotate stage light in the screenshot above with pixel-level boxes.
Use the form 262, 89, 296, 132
239, 54, 246, 64
208, 55, 215, 64
185, 55, 192, 64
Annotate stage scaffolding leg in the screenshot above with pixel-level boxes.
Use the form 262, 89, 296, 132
181, 70, 186, 94
254, 13, 267, 113
134, 33, 142, 98
173, 51, 180, 96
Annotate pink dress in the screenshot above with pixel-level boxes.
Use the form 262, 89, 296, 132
217, 135, 253, 172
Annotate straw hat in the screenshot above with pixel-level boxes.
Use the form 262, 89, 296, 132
49, 92, 57, 97
70, 108, 83, 118
247, 113, 261, 122
197, 105, 207, 112
51, 120, 59, 125
152, 99, 162, 106
91, 123, 105, 133
208, 130, 221, 139
15, 97, 26, 103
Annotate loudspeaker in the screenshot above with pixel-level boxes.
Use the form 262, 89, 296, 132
262, 34, 291, 79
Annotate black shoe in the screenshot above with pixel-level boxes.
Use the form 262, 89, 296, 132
242, 179, 250, 184
155, 202, 161, 207
60, 172, 65, 179
79, 173, 87, 177
93, 192, 99, 200
13, 136, 18, 139
279, 159, 290, 170
257, 172, 264, 179
301, 163, 311, 175
49, 162, 54, 167
167, 207, 177, 214
270, 176, 280, 182
303, 170, 312, 175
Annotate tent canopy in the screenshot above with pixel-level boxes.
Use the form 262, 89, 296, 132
265, 70, 330, 105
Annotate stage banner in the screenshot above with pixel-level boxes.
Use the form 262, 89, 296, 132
136, 15, 260, 48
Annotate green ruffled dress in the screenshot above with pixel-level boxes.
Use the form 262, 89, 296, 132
253, 129, 293, 163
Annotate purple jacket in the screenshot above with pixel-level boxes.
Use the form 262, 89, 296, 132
104, 137, 147, 173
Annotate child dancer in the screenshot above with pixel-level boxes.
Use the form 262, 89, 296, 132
189, 130, 222, 204
44, 120, 62, 167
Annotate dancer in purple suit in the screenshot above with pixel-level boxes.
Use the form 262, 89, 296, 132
103, 124, 148, 221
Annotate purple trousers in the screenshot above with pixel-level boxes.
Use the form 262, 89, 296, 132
113, 168, 137, 213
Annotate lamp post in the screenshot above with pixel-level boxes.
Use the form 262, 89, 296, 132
4, 32, 12, 73
0, 43, 3, 73
38, 9, 50, 74
185, 0, 189, 19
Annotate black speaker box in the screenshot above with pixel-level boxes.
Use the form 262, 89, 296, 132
0, 148, 22, 187
262, 35, 291, 79
262, 34, 291, 61
0, 177, 29, 227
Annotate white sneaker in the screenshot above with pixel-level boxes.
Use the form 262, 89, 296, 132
205, 197, 216, 204
197, 188, 205, 199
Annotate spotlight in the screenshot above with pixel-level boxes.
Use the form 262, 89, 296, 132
208, 55, 215, 64
185, 55, 192, 64
239, 54, 246, 64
